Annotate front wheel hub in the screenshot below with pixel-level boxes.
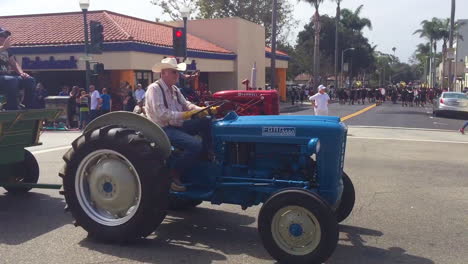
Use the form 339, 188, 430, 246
271, 206, 322, 256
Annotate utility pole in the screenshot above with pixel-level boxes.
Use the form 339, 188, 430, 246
447, 0, 456, 91
270, 0, 278, 90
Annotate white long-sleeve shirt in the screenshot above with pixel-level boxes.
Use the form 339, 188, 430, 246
144, 79, 202, 127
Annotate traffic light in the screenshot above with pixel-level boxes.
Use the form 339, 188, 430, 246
89, 21, 104, 54
93, 63, 105, 75
173, 27, 186, 58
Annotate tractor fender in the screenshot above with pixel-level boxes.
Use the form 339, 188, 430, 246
84, 111, 171, 159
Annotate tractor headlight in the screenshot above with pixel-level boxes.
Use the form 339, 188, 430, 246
307, 138, 320, 154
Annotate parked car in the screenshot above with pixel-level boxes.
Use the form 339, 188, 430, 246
433, 92, 468, 117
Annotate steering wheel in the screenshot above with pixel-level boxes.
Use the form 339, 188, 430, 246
191, 100, 229, 119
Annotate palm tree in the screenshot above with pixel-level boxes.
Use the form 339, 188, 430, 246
439, 18, 465, 88
340, 5, 372, 32
414, 18, 444, 87
333, 0, 343, 88
303, 0, 325, 87
414, 43, 431, 82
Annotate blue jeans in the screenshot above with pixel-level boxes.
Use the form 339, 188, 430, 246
0, 75, 19, 110
19, 76, 35, 108
163, 117, 212, 172
89, 109, 100, 121
462, 122, 468, 130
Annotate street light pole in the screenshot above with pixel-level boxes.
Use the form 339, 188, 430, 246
270, 0, 278, 90
180, 5, 190, 62
341, 48, 354, 89
80, 0, 91, 92
334, 1, 341, 90
448, 0, 456, 91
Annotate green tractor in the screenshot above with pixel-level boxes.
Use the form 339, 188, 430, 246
0, 107, 62, 193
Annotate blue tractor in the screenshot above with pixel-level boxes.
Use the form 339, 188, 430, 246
60, 109, 355, 264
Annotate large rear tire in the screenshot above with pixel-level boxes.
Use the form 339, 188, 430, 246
335, 172, 355, 223
4, 150, 39, 194
60, 126, 170, 242
258, 188, 339, 264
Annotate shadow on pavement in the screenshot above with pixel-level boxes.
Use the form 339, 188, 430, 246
0, 192, 71, 245
434, 112, 468, 120
330, 224, 435, 264
378, 110, 430, 116
79, 206, 271, 263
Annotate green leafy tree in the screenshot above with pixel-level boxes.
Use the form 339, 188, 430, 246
151, 0, 296, 43
340, 4, 372, 32
198, 0, 295, 43
150, 0, 198, 20
293, 7, 376, 84
413, 18, 444, 87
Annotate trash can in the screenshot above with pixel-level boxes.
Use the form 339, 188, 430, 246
45, 96, 69, 129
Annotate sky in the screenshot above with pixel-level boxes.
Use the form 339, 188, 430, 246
1, 0, 468, 63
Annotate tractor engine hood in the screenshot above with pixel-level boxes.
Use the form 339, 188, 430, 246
214, 112, 347, 145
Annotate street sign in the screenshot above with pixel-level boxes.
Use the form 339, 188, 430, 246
343, 63, 349, 72
447, 48, 455, 60
79, 56, 93, 61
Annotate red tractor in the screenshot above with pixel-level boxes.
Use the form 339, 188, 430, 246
211, 90, 280, 116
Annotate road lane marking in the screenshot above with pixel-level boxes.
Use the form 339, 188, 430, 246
349, 136, 468, 144
348, 125, 455, 132
341, 104, 377, 122
30, 146, 71, 155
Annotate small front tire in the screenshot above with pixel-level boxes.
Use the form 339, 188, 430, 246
335, 172, 355, 223
258, 188, 339, 264
4, 150, 40, 194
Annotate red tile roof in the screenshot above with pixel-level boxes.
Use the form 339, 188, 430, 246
0, 10, 233, 54
265, 47, 288, 56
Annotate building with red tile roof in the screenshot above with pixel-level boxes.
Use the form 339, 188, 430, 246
0, 10, 288, 99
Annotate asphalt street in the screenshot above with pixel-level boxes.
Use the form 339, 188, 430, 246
0, 104, 467, 264
284, 100, 466, 131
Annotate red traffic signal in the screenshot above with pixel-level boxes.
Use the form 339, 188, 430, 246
173, 27, 186, 57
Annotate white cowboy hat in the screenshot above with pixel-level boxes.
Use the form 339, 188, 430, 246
152, 57, 186, 73
318, 85, 326, 91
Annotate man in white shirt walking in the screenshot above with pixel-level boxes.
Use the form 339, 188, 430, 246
89, 85, 101, 121
145, 57, 217, 192
309, 85, 330, 116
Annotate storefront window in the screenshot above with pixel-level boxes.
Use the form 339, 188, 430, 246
135, 70, 152, 88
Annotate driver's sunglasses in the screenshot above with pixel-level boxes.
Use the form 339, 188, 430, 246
169, 70, 178, 74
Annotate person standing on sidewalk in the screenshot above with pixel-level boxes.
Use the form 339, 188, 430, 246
89, 85, 101, 121
100, 88, 111, 115
134, 83, 145, 103
309, 85, 330, 116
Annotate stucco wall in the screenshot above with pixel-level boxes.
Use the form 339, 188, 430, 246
183, 17, 266, 90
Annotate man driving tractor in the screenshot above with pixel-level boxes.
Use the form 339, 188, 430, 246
145, 57, 217, 192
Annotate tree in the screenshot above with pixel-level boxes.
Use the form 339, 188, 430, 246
151, 0, 296, 44
198, 0, 296, 43
340, 4, 372, 32
333, 0, 343, 88
302, 0, 325, 87
413, 18, 444, 87
294, 7, 375, 84
150, 0, 198, 21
